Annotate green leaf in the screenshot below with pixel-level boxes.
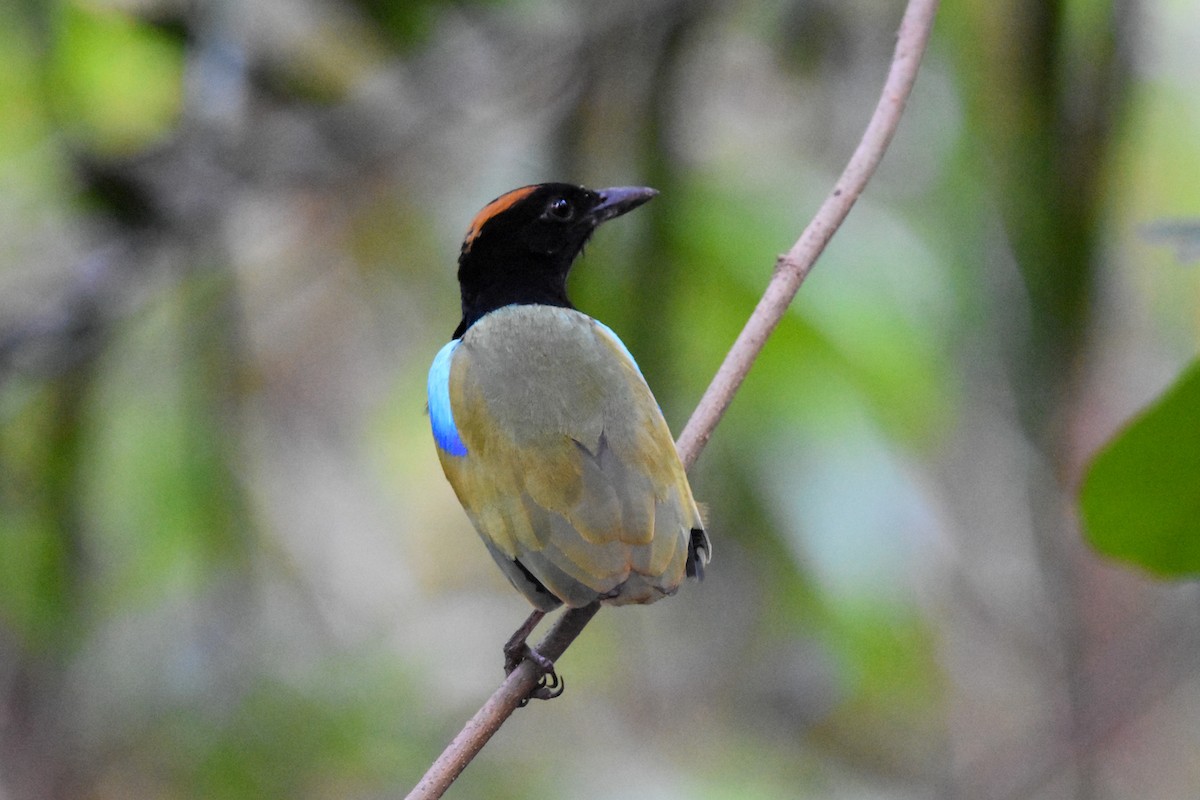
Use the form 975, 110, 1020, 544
1080, 359, 1200, 576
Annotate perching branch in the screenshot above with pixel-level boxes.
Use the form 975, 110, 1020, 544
406, 1, 939, 797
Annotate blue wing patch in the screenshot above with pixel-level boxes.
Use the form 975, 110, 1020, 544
593, 320, 644, 378
428, 340, 468, 457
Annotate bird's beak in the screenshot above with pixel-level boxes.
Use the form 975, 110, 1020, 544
589, 186, 658, 224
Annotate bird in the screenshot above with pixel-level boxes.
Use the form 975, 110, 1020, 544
427, 183, 710, 690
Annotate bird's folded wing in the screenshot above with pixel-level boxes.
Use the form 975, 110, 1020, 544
436, 306, 699, 602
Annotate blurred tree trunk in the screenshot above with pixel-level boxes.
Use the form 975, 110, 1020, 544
952, 0, 1134, 431
945, 1, 1136, 797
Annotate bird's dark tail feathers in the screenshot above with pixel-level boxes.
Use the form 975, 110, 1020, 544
685, 528, 711, 580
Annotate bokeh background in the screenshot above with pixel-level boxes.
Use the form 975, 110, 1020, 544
3, 0, 1199, 798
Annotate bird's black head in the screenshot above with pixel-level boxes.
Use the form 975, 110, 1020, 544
453, 182, 657, 338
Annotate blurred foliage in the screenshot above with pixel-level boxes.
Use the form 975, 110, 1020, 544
48, 2, 185, 154
1, 0, 1199, 799
1081, 359, 1200, 576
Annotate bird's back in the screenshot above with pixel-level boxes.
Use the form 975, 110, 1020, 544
435, 304, 706, 609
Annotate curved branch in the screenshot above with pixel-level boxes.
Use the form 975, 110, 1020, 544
675, 0, 939, 469
407, 1, 939, 797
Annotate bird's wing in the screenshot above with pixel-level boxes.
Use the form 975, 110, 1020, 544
432, 305, 703, 608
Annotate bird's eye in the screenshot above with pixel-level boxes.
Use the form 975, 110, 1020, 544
544, 197, 574, 221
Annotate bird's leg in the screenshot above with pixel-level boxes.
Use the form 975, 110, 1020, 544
503, 609, 545, 673
502, 609, 549, 674
502, 609, 564, 703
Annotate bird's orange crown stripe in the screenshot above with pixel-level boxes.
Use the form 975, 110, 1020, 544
463, 186, 538, 251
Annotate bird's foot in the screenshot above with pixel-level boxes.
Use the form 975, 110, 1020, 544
509, 642, 564, 706
526, 654, 564, 704
502, 609, 564, 704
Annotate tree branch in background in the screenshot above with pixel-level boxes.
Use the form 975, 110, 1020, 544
674, 0, 939, 469
406, 0, 940, 797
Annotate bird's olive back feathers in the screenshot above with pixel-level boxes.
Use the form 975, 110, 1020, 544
434, 306, 706, 608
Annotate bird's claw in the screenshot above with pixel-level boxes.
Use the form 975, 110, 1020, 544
518, 656, 564, 706
525, 669, 564, 705
506, 642, 563, 705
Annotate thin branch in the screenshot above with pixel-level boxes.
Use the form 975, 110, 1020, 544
406, 1, 939, 797
675, 0, 939, 469
406, 604, 600, 799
